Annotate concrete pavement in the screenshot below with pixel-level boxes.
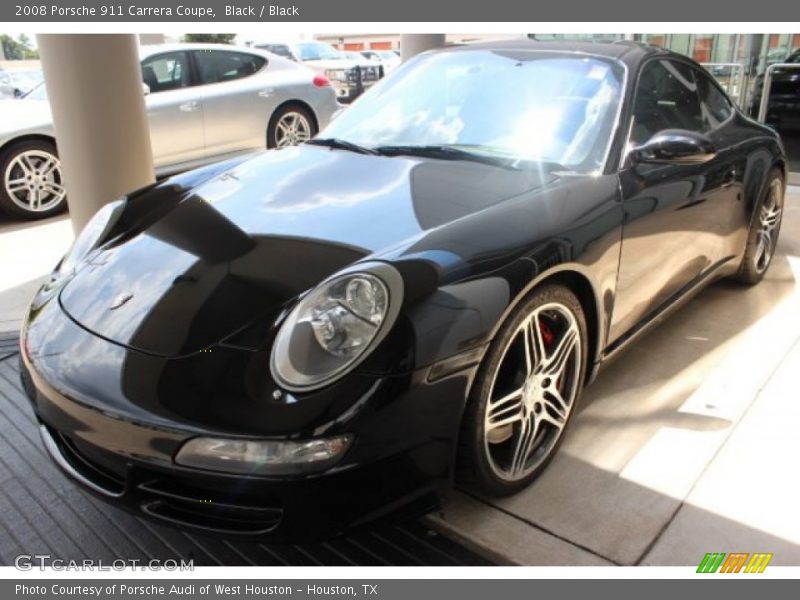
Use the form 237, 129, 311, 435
0, 213, 72, 333
431, 186, 800, 566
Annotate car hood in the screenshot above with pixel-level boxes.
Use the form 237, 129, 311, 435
60, 145, 557, 356
0, 99, 52, 134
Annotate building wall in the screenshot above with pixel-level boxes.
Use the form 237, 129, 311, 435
315, 33, 527, 51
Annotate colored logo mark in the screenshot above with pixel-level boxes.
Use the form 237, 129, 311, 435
697, 552, 773, 573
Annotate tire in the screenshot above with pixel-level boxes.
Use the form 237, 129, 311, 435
457, 284, 588, 497
0, 139, 67, 220
267, 104, 317, 149
731, 168, 785, 285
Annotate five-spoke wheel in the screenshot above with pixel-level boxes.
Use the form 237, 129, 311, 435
754, 177, 783, 274
459, 284, 587, 496
0, 140, 67, 220
268, 104, 316, 149
733, 168, 785, 285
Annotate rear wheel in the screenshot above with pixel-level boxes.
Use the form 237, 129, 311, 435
732, 168, 784, 285
458, 284, 587, 497
267, 104, 316, 149
0, 139, 67, 220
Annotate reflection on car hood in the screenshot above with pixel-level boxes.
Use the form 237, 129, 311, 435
0, 99, 51, 134
60, 145, 557, 356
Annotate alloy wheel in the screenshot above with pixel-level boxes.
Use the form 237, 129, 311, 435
3, 149, 66, 213
275, 112, 312, 148
754, 178, 783, 274
483, 302, 582, 482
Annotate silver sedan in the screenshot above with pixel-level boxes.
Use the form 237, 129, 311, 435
0, 43, 341, 220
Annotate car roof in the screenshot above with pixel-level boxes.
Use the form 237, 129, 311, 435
443, 39, 674, 67
139, 43, 271, 58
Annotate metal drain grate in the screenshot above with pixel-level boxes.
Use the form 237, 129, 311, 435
0, 332, 18, 362
0, 335, 493, 566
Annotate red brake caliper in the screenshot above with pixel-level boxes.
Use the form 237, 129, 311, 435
539, 320, 563, 389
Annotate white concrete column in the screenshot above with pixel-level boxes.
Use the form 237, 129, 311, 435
36, 34, 155, 232
400, 34, 446, 62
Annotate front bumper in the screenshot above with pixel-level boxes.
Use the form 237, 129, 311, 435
333, 81, 376, 103
21, 356, 450, 540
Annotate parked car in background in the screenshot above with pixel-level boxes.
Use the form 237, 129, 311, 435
0, 68, 43, 99
749, 49, 800, 131
342, 51, 385, 78
254, 41, 380, 102
0, 43, 339, 220
360, 49, 402, 74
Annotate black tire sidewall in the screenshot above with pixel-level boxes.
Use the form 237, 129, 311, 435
0, 139, 66, 220
458, 283, 588, 497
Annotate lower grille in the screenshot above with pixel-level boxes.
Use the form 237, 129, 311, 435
137, 478, 282, 535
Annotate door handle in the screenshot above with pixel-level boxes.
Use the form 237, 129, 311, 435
258, 89, 275, 98
179, 101, 199, 112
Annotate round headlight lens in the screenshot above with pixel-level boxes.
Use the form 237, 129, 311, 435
58, 198, 125, 274
271, 265, 402, 391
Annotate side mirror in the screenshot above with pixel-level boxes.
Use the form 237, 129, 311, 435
630, 129, 716, 165
142, 83, 151, 96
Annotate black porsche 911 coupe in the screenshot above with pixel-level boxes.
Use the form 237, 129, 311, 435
20, 40, 786, 540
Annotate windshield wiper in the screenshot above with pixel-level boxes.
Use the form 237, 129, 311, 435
374, 144, 526, 169
306, 138, 379, 155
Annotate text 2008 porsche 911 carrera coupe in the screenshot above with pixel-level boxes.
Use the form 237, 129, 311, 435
20, 41, 786, 540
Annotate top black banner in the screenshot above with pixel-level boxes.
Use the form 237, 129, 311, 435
4, 0, 800, 22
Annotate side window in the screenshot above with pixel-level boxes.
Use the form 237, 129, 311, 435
0, 72, 10, 85
695, 70, 733, 131
141, 52, 191, 93
630, 59, 703, 145
194, 51, 267, 85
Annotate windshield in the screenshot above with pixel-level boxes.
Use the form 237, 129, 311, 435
320, 49, 625, 173
11, 70, 43, 89
23, 82, 48, 101
295, 42, 343, 62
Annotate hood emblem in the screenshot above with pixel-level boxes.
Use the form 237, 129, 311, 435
109, 293, 133, 310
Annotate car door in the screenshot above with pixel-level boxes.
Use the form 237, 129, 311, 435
190, 49, 274, 157
0, 71, 13, 98
141, 51, 205, 168
609, 58, 740, 342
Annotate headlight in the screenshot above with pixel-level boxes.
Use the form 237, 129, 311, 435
175, 434, 352, 475
270, 262, 403, 392
58, 198, 125, 274
325, 69, 348, 82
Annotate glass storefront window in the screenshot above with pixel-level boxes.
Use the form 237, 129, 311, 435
528, 32, 800, 176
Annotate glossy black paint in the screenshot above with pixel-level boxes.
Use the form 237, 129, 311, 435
21, 41, 786, 540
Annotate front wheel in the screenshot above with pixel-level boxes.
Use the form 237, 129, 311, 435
267, 104, 316, 149
458, 284, 588, 497
731, 168, 785, 285
0, 139, 67, 220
